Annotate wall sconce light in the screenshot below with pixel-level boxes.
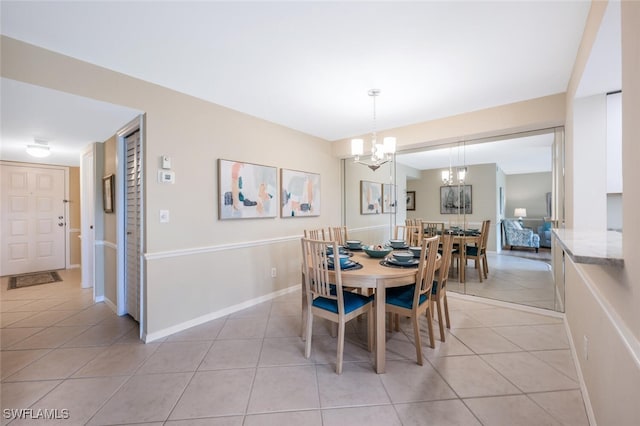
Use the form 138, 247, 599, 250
26, 139, 51, 158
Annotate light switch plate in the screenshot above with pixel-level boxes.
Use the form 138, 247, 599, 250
159, 210, 170, 223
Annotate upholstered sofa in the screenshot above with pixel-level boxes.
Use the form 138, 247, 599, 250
502, 219, 540, 252
537, 219, 553, 248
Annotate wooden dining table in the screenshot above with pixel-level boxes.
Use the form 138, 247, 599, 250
302, 249, 440, 374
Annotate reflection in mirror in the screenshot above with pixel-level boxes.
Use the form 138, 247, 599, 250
344, 128, 565, 312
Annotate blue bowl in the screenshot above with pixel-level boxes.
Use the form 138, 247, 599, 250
389, 239, 406, 248
345, 240, 362, 249
329, 254, 350, 267
409, 246, 422, 258
392, 251, 414, 263
363, 245, 393, 258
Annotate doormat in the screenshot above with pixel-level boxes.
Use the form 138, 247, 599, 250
8, 271, 63, 290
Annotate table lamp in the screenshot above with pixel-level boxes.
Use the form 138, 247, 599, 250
514, 208, 527, 225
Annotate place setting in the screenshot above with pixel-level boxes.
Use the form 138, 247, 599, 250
327, 253, 363, 270
380, 250, 420, 268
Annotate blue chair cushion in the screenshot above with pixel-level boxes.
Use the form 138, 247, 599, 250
312, 291, 373, 314
466, 246, 481, 256
431, 281, 439, 295
386, 284, 427, 309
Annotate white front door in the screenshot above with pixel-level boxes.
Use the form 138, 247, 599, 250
1, 164, 66, 275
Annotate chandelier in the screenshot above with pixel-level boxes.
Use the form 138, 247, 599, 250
441, 143, 467, 185
441, 166, 467, 185
351, 89, 396, 171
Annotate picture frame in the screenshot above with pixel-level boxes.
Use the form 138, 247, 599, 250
382, 183, 397, 214
440, 185, 472, 214
280, 168, 320, 217
218, 159, 278, 220
360, 180, 382, 214
103, 174, 115, 213
406, 190, 416, 211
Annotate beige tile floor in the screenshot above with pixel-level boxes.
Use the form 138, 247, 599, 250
1, 266, 589, 425
451, 252, 558, 311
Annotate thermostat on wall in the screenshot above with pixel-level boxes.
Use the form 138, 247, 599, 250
158, 170, 175, 183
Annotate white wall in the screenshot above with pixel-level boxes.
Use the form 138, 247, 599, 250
562, 2, 640, 425
572, 94, 607, 231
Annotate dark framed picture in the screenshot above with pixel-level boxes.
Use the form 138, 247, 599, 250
440, 185, 472, 214
103, 174, 115, 213
406, 191, 416, 211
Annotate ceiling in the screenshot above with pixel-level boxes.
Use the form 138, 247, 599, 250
0, 1, 599, 168
396, 131, 554, 174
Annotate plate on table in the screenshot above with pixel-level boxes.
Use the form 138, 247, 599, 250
328, 260, 359, 270
386, 257, 419, 267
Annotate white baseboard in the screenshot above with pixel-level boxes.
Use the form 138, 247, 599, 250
446, 291, 564, 319
563, 317, 597, 426
144, 284, 300, 343
104, 297, 118, 315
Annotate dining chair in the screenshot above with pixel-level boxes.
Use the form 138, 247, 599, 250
329, 226, 348, 246
432, 233, 454, 341
385, 235, 440, 365
424, 221, 445, 237
394, 225, 422, 246
301, 237, 374, 374
455, 219, 491, 282
473, 219, 491, 278
304, 228, 327, 240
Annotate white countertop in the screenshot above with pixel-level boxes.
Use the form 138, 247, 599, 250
552, 228, 623, 267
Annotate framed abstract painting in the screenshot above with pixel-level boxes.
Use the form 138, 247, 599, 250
360, 181, 382, 215
280, 168, 320, 217
382, 183, 397, 213
218, 159, 277, 219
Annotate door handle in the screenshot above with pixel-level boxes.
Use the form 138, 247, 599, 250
58, 223, 64, 227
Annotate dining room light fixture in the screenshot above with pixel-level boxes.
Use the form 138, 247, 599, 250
351, 89, 396, 171
26, 139, 51, 158
441, 142, 467, 185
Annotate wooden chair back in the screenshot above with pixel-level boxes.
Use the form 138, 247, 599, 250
304, 228, 327, 240
302, 238, 344, 311
424, 221, 445, 237
414, 235, 440, 305
329, 226, 348, 246
395, 225, 422, 246
479, 219, 491, 251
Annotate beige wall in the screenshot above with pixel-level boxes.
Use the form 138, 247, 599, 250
68, 166, 81, 266
333, 93, 566, 157
407, 163, 499, 252
102, 136, 118, 307
0, 36, 341, 336
505, 172, 552, 219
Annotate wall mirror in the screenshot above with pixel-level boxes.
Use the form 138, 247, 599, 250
342, 127, 566, 312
